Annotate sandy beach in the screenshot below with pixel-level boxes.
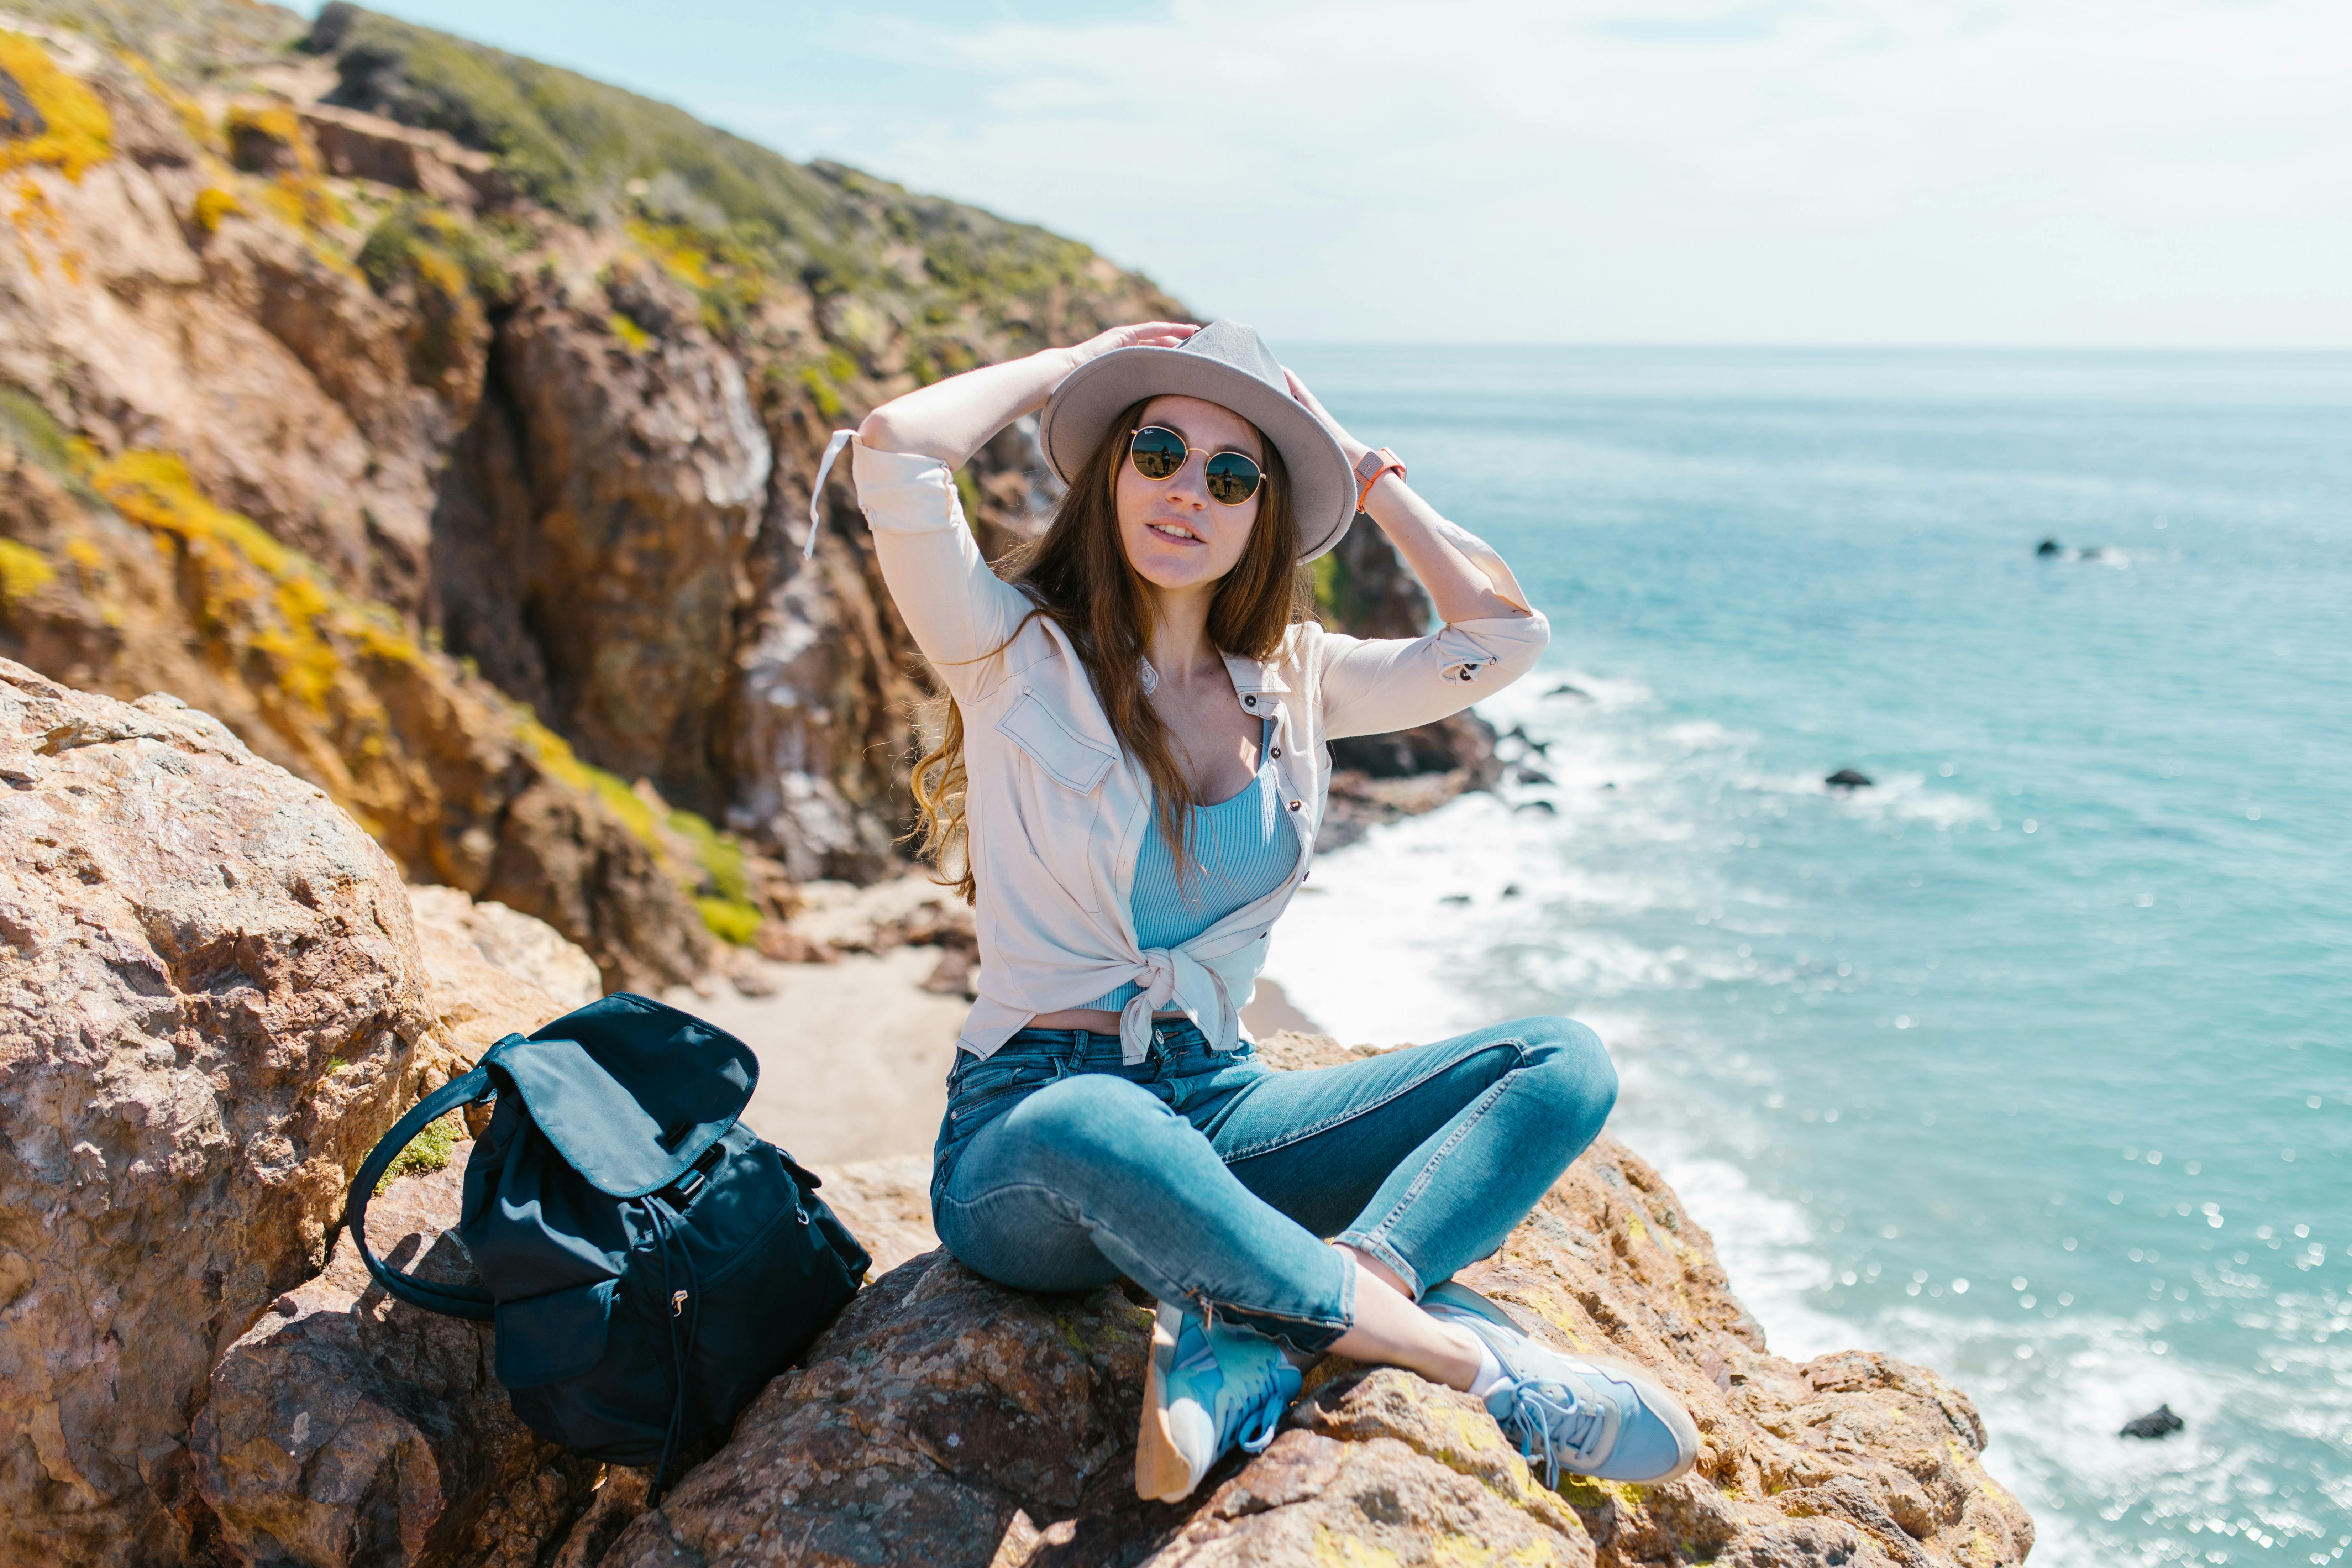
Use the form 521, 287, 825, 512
665, 902, 1326, 1164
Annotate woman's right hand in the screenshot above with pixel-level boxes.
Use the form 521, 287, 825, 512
863, 322, 1197, 469
1051, 321, 1199, 386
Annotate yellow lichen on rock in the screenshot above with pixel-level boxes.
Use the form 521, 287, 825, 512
1314, 1525, 1406, 1566
83, 448, 387, 753
623, 214, 765, 333
625, 214, 714, 290
513, 710, 764, 942
88, 447, 299, 576
118, 50, 212, 150
605, 309, 652, 351
261, 170, 350, 240
0, 33, 113, 182
221, 101, 357, 268
191, 184, 242, 232
224, 102, 319, 175
0, 537, 55, 608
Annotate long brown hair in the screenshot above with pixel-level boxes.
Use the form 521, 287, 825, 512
910, 398, 1312, 901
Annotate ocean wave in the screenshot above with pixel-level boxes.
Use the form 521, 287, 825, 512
1270, 686, 2350, 1568
1855, 1295, 2352, 1567
1733, 765, 2001, 829
1620, 1040, 2352, 1568
1509, 667, 1654, 712
1660, 717, 1749, 752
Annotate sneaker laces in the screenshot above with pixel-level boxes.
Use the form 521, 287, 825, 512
1196, 1319, 1295, 1457
1497, 1380, 1605, 1487
1227, 1352, 1293, 1455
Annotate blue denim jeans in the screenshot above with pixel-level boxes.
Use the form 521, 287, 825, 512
930, 1015, 1618, 1357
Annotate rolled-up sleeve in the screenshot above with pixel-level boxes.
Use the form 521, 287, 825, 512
1318, 611, 1551, 741
852, 440, 1034, 694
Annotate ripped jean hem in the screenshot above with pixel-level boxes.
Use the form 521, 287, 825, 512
1332, 1229, 1426, 1301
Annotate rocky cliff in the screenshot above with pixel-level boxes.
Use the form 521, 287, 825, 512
0, 0, 1489, 990
0, 0, 1120, 985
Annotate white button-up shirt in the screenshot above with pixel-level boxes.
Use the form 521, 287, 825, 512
842, 438, 1550, 1063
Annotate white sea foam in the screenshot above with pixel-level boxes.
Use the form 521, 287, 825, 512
1268, 674, 2352, 1568
1275, 793, 2352, 1567
1848, 1294, 2352, 1566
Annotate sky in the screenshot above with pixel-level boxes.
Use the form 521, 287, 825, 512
329, 0, 2352, 348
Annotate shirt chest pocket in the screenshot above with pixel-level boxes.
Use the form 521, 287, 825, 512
993, 692, 1120, 913
995, 693, 1117, 793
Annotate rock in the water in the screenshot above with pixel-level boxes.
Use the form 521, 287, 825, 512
0, 660, 441, 1567
1826, 768, 1875, 789
2119, 1403, 2184, 1440
1545, 682, 1594, 700
1313, 543, 1504, 853
590, 1034, 2032, 1568
2036, 539, 2061, 557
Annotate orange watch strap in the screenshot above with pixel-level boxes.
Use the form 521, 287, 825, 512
1355, 447, 1406, 512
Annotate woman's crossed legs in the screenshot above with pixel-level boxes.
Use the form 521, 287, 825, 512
931, 1014, 1619, 1384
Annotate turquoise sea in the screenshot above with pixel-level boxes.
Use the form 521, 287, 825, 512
1265, 347, 2352, 1568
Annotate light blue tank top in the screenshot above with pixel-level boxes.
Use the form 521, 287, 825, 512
1084, 718, 1301, 1012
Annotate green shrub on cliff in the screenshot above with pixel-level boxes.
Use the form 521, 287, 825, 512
307, 4, 846, 236
375, 1110, 460, 1192
358, 201, 509, 300
301, 5, 1162, 339
512, 714, 765, 945
358, 203, 515, 382
624, 214, 765, 337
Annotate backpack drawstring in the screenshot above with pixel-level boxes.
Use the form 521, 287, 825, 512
644, 1195, 703, 1502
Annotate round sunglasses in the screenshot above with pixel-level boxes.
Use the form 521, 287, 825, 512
1127, 425, 1266, 506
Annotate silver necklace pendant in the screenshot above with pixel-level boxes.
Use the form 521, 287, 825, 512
1139, 657, 1159, 695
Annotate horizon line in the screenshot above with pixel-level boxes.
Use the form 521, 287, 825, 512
1272, 340, 2352, 355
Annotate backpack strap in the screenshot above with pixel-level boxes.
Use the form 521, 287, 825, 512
346, 1062, 499, 1321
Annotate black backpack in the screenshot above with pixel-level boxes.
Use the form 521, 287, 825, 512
348, 993, 869, 1491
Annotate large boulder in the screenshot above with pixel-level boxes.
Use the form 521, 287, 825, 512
194, 1133, 940, 1568
190, 1138, 603, 1568
590, 1033, 2033, 1568
189, 885, 612, 1568
406, 884, 602, 1059
0, 659, 441, 1567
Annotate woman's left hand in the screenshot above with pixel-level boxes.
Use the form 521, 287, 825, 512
1283, 367, 1369, 465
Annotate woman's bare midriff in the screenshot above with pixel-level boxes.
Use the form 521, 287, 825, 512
1028, 1006, 1185, 1032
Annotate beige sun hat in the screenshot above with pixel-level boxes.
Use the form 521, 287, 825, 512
1038, 319, 1357, 562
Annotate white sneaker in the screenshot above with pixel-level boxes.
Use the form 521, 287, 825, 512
1134, 1300, 1303, 1501
1425, 1280, 1699, 1486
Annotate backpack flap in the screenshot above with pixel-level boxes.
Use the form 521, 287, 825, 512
490, 993, 758, 1199
494, 1278, 620, 1388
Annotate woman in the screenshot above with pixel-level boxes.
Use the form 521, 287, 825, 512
818, 319, 1697, 1502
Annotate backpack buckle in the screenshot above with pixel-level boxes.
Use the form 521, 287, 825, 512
657, 1142, 727, 1208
